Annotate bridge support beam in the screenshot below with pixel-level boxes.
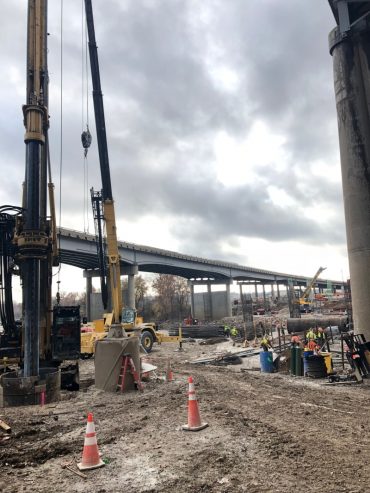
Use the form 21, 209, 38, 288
254, 283, 258, 300
276, 283, 280, 300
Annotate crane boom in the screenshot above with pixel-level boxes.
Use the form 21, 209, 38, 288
84, 0, 122, 323
301, 267, 327, 301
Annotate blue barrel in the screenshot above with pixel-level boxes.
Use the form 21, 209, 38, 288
303, 351, 314, 376
260, 351, 274, 373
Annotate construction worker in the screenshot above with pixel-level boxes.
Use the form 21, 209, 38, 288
260, 334, 271, 352
291, 332, 301, 347
230, 326, 239, 339
306, 327, 316, 343
224, 325, 231, 337
306, 339, 317, 352
316, 327, 326, 349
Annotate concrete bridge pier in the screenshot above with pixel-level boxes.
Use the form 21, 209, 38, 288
225, 279, 232, 318
206, 283, 213, 321
188, 278, 232, 320
188, 281, 195, 318
84, 270, 93, 321
121, 264, 139, 310
329, 4, 370, 337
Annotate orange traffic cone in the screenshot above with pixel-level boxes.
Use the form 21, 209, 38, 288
77, 413, 105, 471
166, 359, 173, 382
182, 376, 208, 432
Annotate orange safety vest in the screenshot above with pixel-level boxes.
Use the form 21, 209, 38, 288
307, 340, 317, 351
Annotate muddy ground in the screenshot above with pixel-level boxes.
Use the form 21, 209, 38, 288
1, 339, 370, 493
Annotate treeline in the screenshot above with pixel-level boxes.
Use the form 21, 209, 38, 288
54, 274, 191, 322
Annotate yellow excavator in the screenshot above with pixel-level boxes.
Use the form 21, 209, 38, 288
80, 0, 178, 358
81, 308, 164, 357
299, 266, 326, 313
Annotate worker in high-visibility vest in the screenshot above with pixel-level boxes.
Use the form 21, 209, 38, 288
224, 325, 231, 337
306, 328, 316, 342
260, 335, 271, 352
230, 326, 239, 338
229, 326, 239, 347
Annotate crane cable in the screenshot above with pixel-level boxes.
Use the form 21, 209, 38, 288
81, 0, 92, 233
56, 0, 64, 297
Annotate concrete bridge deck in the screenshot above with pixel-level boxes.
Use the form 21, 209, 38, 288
59, 227, 343, 289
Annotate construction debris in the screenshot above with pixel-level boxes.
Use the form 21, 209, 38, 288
191, 348, 260, 365
0, 418, 11, 433
61, 462, 87, 479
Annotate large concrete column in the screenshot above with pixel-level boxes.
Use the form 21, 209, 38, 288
188, 281, 195, 318
271, 283, 275, 301
239, 283, 243, 303
121, 265, 139, 310
276, 283, 280, 300
85, 272, 92, 321
254, 283, 258, 300
207, 283, 213, 320
127, 274, 135, 309
226, 280, 232, 317
330, 15, 370, 337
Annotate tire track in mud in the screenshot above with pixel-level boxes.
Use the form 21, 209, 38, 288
187, 366, 370, 493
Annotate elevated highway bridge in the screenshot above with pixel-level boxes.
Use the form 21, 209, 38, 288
59, 228, 343, 286
58, 228, 345, 319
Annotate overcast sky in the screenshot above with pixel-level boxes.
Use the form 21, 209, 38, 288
0, 1, 347, 296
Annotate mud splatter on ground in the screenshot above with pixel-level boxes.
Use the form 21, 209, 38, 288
1, 341, 370, 493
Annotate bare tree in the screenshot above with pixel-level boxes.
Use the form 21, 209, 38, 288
152, 274, 190, 321
52, 291, 86, 317
135, 275, 148, 311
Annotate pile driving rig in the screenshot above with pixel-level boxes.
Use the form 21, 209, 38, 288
0, 1, 80, 406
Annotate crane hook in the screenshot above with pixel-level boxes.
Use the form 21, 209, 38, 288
81, 126, 92, 157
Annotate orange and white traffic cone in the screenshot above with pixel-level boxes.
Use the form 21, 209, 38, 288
182, 376, 208, 432
166, 359, 173, 382
77, 413, 105, 471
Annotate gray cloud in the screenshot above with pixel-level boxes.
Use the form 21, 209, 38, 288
0, 1, 346, 268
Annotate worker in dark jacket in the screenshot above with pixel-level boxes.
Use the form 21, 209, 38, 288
316, 327, 327, 349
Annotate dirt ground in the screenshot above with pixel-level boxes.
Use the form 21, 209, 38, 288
1, 339, 370, 493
